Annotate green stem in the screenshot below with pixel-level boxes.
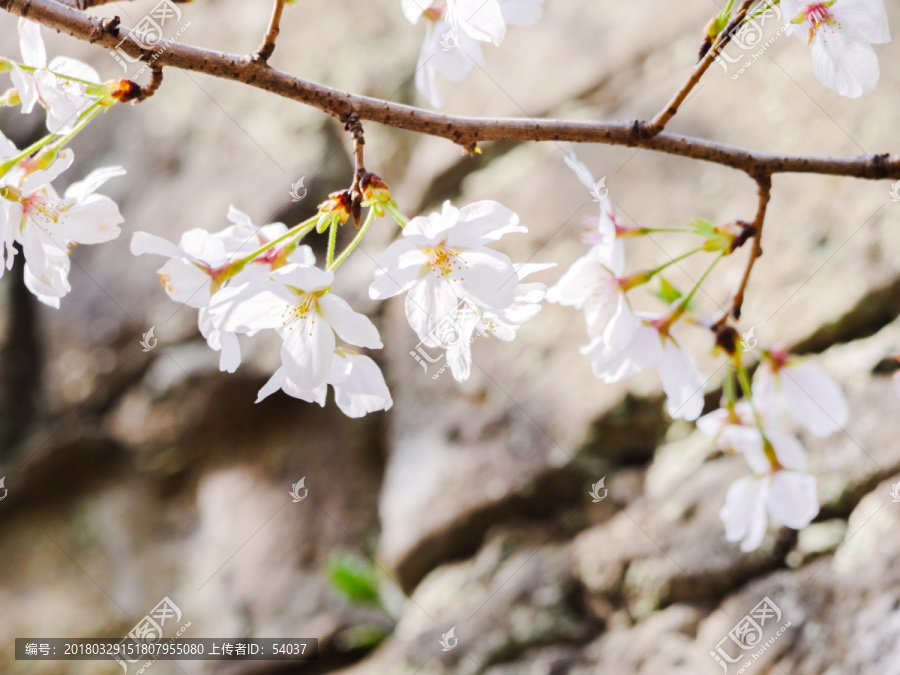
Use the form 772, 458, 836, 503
232, 215, 319, 269
13, 62, 101, 87
735, 359, 766, 438
45, 104, 103, 154
645, 246, 705, 279
329, 208, 377, 271
326, 220, 338, 268
385, 202, 408, 228
0, 133, 57, 178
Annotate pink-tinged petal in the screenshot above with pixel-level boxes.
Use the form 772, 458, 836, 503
18, 19, 46, 67
405, 274, 460, 347
768, 471, 818, 530
332, 354, 393, 418
370, 239, 428, 300
270, 263, 333, 292
401, 0, 428, 24
10, 64, 38, 114
21, 149, 74, 194
585, 323, 662, 383
318, 293, 383, 349
562, 150, 596, 191
449, 200, 524, 248
131, 231, 185, 259
781, 363, 848, 436
208, 282, 295, 332
281, 312, 335, 389
720, 475, 770, 552
545, 254, 597, 308
498, 0, 543, 26
809, 31, 879, 98
156, 257, 214, 308
454, 248, 517, 310
659, 339, 705, 421
751, 362, 780, 425
64, 166, 125, 202
832, 0, 890, 44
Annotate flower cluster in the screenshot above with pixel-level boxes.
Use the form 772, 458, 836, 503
700, 351, 848, 551
0, 21, 127, 308
402, 0, 544, 107
782, 0, 890, 98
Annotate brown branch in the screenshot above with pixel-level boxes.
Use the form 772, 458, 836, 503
137, 64, 163, 100
730, 175, 772, 320
344, 113, 365, 226
646, 0, 753, 136
253, 0, 284, 64
3, 0, 900, 182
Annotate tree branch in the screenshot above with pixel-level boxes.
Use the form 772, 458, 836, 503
3, 0, 900, 181
646, 0, 753, 136
253, 0, 284, 64
730, 175, 772, 320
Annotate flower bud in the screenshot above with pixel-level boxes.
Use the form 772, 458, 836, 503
0, 88, 21, 107
360, 172, 397, 218
104, 79, 140, 105
701, 220, 755, 254
316, 190, 352, 233
0, 59, 12, 74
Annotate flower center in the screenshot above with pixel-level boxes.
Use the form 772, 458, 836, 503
425, 242, 467, 280
282, 289, 324, 335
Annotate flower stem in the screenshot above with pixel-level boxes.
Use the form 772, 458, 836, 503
329, 208, 377, 271
232, 214, 318, 269
0, 133, 56, 178
660, 250, 724, 329
326, 220, 338, 268
645, 246, 705, 278
386, 202, 408, 228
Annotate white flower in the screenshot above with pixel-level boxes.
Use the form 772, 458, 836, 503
582, 316, 706, 421
719, 426, 819, 552
257, 352, 393, 418
131, 206, 313, 372
369, 199, 524, 347
697, 402, 756, 450
403, 0, 543, 106
0, 141, 124, 307
752, 352, 849, 437
782, 0, 891, 98
210, 264, 382, 390
10, 19, 100, 133
445, 262, 553, 381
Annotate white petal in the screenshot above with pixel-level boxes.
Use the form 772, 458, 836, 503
256, 367, 289, 402
131, 232, 184, 259
720, 475, 770, 552
450, 200, 525, 248
454, 248, 518, 311
768, 471, 818, 530
405, 274, 461, 347
156, 257, 213, 308
18, 19, 46, 67
768, 430, 808, 472
401, 0, 428, 23
10, 64, 38, 114
208, 282, 294, 332
369, 239, 428, 300
781, 363, 849, 436
454, 0, 506, 44
281, 313, 335, 389
498, 0, 543, 26
60, 197, 123, 244
809, 31, 880, 98
318, 293, 383, 349
332, 354, 393, 417
271, 263, 333, 292
64, 166, 125, 202
658, 339, 705, 421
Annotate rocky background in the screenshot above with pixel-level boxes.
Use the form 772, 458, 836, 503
2, 0, 900, 673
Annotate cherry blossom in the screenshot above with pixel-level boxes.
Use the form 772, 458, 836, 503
9, 19, 100, 133
752, 351, 849, 437
210, 263, 382, 390
582, 315, 706, 421
402, 0, 543, 106
782, 0, 891, 98
1, 139, 124, 307
719, 425, 819, 552
131, 207, 314, 372
369, 199, 525, 347
257, 351, 393, 418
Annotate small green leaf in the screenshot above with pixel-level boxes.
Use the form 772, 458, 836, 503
689, 218, 717, 237
327, 554, 382, 606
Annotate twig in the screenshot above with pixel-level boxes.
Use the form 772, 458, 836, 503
730, 174, 772, 319
344, 113, 365, 226
645, 0, 753, 137
253, 0, 285, 64
3, 0, 900, 182
137, 65, 163, 101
